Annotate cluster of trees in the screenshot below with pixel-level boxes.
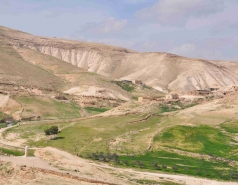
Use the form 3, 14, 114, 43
85, 151, 238, 180
44, 126, 59, 137
153, 163, 168, 170
87, 152, 119, 162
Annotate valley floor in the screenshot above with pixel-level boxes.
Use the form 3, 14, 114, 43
0, 124, 238, 185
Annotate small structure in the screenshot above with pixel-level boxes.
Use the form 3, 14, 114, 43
196, 90, 210, 95
138, 97, 144, 102
232, 85, 238, 92
122, 80, 132, 83
132, 80, 143, 85
2, 117, 15, 127
24, 146, 29, 157
210, 87, 219, 91
205, 87, 219, 92
165, 93, 179, 100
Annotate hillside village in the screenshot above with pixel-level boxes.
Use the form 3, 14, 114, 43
1, 26, 238, 185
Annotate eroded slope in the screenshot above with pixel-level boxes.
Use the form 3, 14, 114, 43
1, 25, 238, 92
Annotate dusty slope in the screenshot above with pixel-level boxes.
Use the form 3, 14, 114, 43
0, 42, 65, 90
15, 47, 130, 100
1, 25, 238, 92
0, 27, 131, 102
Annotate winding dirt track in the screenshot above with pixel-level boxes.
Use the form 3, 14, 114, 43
1, 123, 238, 185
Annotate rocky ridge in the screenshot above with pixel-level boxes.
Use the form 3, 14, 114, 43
1, 25, 238, 92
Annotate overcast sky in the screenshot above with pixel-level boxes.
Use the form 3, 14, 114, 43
1, 0, 238, 60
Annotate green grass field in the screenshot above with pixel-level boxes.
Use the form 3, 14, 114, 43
220, 120, 238, 133
0, 146, 34, 156
84, 107, 109, 115
0, 111, 8, 128
6, 114, 162, 154
113, 81, 135, 92
118, 149, 238, 181
4, 112, 238, 181
0, 111, 5, 120
15, 96, 81, 120
0, 123, 7, 129
153, 125, 238, 157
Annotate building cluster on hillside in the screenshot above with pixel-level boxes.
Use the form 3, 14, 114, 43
138, 93, 180, 103
0, 82, 57, 96
187, 85, 238, 98
118, 79, 143, 85
137, 85, 238, 103
188, 87, 220, 96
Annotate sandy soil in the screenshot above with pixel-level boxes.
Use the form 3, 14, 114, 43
0, 94, 9, 108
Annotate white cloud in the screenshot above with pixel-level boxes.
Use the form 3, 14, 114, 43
80, 17, 127, 34
170, 43, 221, 59
96, 17, 127, 34
136, 0, 225, 26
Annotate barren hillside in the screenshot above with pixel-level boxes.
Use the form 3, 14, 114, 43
1, 25, 238, 92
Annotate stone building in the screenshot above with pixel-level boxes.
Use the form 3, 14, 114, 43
132, 80, 143, 85
165, 93, 179, 100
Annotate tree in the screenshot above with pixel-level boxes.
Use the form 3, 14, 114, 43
44, 126, 59, 138
172, 166, 179, 172
44, 128, 51, 135
49, 126, 59, 136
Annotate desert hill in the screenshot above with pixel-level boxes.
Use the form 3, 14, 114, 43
0, 25, 133, 99
0, 26, 164, 120
2, 26, 238, 185
1, 25, 238, 93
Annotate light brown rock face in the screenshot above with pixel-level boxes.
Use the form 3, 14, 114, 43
1, 25, 238, 92
33, 46, 238, 93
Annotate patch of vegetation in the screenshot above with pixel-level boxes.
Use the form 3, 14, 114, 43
4, 122, 66, 141
0, 111, 6, 120
158, 102, 197, 113
113, 81, 135, 92
153, 125, 237, 157
220, 121, 238, 133
159, 105, 179, 113
87, 152, 119, 162
135, 179, 182, 185
0, 123, 7, 129
9, 115, 161, 155
84, 107, 109, 114
141, 84, 152, 90
15, 96, 81, 120
0, 147, 34, 156
44, 126, 59, 137
118, 150, 238, 181
5, 113, 238, 181
132, 96, 138, 100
